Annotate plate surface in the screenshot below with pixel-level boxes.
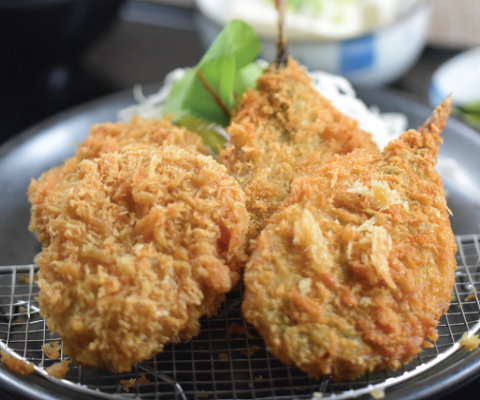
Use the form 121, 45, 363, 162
0, 87, 479, 400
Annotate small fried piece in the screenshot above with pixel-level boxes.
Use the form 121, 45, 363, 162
28, 146, 249, 372
220, 58, 378, 242
42, 341, 61, 360
45, 360, 71, 379
0, 351, 34, 375
243, 99, 457, 380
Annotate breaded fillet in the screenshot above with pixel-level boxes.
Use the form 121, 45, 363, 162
28, 146, 249, 372
242, 98, 457, 381
219, 58, 378, 242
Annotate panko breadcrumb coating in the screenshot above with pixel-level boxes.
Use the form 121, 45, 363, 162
43, 116, 208, 189
76, 115, 207, 161
219, 58, 378, 243
28, 146, 249, 372
243, 98, 457, 380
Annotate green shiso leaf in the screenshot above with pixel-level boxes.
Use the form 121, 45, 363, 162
163, 20, 262, 127
171, 113, 228, 155
455, 101, 480, 127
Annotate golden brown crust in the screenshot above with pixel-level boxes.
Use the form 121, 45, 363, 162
29, 146, 249, 372
219, 58, 378, 243
243, 98, 457, 381
77, 115, 208, 160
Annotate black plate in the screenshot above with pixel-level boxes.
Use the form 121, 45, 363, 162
0, 87, 479, 400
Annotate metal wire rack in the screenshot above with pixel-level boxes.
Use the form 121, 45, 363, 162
0, 234, 479, 400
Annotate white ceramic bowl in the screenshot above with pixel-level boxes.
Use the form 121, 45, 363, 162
195, 0, 432, 87
429, 46, 480, 107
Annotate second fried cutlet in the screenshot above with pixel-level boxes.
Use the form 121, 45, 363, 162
243, 98, 457, 381
219, 58, 378, 243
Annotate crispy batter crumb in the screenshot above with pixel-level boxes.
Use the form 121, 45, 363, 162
120, 378, 136, 392
0, 351, 34, 375
464, 293, 476, 302
242, 345, 262, 357
255, 375, 263, 381
42, 341, 61, 360
461, 333, 480, 351
227, 322, 254, 339
19, 273, 37, 285
138, 374, 150, 385
197, 392, 208, 399
218, 353, 228, 360
370, 387, 385, 399
45, 360, 71, 379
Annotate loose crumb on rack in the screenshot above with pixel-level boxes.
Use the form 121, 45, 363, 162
464, 293, 476, 302
0, 351, 34, 375
218, 353, 228, 360
120, 375, 150, 392
120, 378, 136, 392
197, 391, 208, 398
242, 345, 262, 357
42, 341, 61, 360
460, 333, 480, 351
227, 322, 255, 339
45, 360, 71, 379
19, 272, 38, 285
370, 387, 385, 399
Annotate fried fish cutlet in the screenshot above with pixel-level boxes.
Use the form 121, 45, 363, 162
30, 116, 208, 244
242, 98, 457, 381
28, 146, 249, 372
219, 58, 378, 243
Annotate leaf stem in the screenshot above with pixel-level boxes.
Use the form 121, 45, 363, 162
196, 71, 231, 119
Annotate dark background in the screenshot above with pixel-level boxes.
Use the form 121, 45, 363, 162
0, 1, 479, 399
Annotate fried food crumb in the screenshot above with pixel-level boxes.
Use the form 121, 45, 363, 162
138, 374, 150, 385
0, 351, 34, 375
255, 375, 263, 381
218, 353, 228, 360
227, 322, 254, 339
464, 293, 476, 302
370, 387, 385, 399
461, 333, 480, 351
19, 273, 37, 285
120, 378, 136, 392
228, 322, 247, 336
42, 341, 61, 360
197, 392, 208, 399
45, 360, 71, 379
242, 345, 262, 357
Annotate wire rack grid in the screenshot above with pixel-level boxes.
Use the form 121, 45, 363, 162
0, 233, 479, 400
